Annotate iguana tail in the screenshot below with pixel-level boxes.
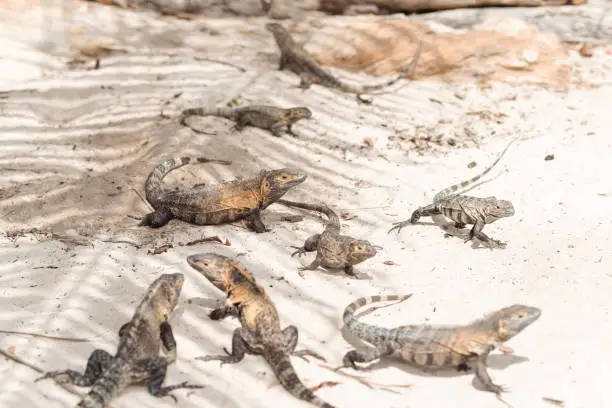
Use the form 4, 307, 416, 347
357, 41, 422, 94
277, 199, 340, 231
181, 107, 238, 120
265, 348, 336, 408
144, 156, 231, 208
433, 136, 519, 204
77, 363, 125, 408
342, 294, 412, 344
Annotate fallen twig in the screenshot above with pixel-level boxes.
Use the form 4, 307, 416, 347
320, 0, 583, 14
308, 380, 341, 392
316, 362, 412, 393
0, 330, 89, 342
182, 236, 229, 247
0, 348, 83, 398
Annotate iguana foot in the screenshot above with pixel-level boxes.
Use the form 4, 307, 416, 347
290, 246, 307, 257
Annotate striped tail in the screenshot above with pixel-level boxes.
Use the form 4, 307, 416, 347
277, 199, 340, 230
77, 363, 125, 408
433, 136, 520, 204
266, 349, 335, 408
342, 294, 412, 344
181, 107, 237, 120
144, 156, 232, 208
359, 41, 422, 93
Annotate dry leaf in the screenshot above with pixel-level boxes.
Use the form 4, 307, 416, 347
542, 397, 564, 407
383, 260, 397, 266
148, 244, 172, 255
308, 381, 341, 392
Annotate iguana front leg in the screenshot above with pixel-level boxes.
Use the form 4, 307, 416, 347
209, 304, 239, 321
160, 322, 177, 364
197, 328, 264, 366
466, 220, 506, 249
297, 253, 322, 276
35, 349, 115, 386
244, 210, 268, 233
132, 356, 204, 402
473, 351, 506, 394
269, 120, 286, 137
298, 73, 313, 90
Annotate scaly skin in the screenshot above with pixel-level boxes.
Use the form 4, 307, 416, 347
278, 199, 378, 277
35, 274, 203, 407
180, 105, 312, 137
139, 156, 307, 231
191, 254, 334, 408
186, 252, 258, 321
265, 23, 421, 102
389, 137, 519, 248
341, 295, 541, 394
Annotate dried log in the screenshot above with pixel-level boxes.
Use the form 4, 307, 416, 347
320, 0, 586, 14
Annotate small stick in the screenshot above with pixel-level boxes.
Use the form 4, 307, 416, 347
0, 348, 83, 398
0, 330, 90, 342
315, 362, 411, 393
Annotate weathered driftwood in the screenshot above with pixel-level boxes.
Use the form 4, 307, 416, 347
320, 0, 587, 14
416, 4, 612, 43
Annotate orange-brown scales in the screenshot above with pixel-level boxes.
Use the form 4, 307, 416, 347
191, 254, 335, 408
140, 157, 306, 230
341, 294, 541, 395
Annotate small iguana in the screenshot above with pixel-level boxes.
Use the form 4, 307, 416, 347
265, 22, 421, 102
139, 156, 307, 230
278, 199, 378, 277
190, 253, 335, 408
35, 273, 203, 407
180, 105, 312, 137
340, 294, 541, 394
389, 137, 518, 248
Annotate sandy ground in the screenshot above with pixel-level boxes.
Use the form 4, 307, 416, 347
1, 2, 611, 408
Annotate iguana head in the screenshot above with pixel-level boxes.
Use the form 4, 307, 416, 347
187, 253, 256, 294
260, 169, 307, 205
285, 107, 312, 121
347, 239, 378, 265
484, 199, 515, 223
491, 304, 541, 341
137, 273, 184, 323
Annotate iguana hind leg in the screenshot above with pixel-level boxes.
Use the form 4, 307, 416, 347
139, 209, 173, 228
198, 328, 264, 366
277, 325, 326, 362
291, 234, 319, 256
389, 204, 439, 234
341, 344, 395, 370
35, 349, 115, 386
132, 356, 203, 402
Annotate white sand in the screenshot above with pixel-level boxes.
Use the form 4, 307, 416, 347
1, 2, 611, 408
